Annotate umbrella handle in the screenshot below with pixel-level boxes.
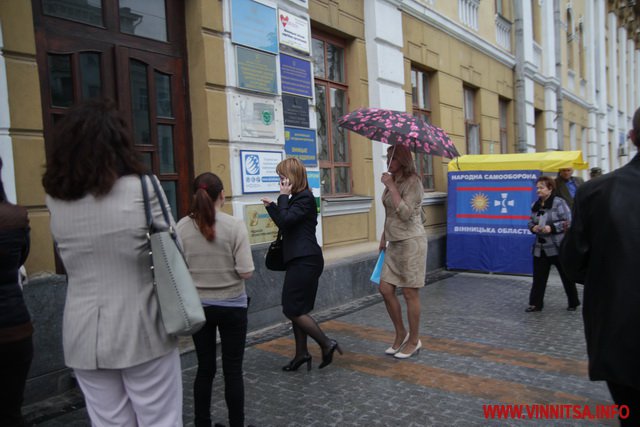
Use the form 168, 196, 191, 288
386, 144, 398, 173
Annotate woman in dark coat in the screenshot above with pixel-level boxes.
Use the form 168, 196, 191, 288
525, 176, 579, 312
261, 158, 341, 371
0, 157, 33, 426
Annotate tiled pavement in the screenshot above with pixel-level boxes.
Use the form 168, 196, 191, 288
24, 271, 617, 426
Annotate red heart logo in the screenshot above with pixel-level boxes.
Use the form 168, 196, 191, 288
280, 14, 289, 27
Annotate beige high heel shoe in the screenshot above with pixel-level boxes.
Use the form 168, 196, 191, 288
384, 333, 410, 355
394, 339, 422, 359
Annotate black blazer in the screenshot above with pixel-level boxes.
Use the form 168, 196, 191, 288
266, 189, 322, 264
560, 153, 640, 389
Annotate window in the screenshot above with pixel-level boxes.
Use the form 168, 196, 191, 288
34, 0, 188, 219
464, 87, 480, 154
313, 33, 350, 196
531, 0, 541, 44
578, 22, 585, 79
119, 0, 168, 42
499, 98, 508, 153
411, 68, 434, 191
42, 0, 103, 26
566, 8, 575, 70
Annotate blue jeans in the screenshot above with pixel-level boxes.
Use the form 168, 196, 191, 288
192, 305, 248, 427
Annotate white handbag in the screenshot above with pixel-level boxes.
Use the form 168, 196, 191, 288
141, 175, 205, 336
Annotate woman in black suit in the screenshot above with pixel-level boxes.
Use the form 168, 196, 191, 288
261, 158, 341, 371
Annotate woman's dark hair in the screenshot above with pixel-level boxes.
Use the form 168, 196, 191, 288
0, 156, 7, 202
536, 176, 556, 191
190, 172, 224, 241
42, 99, 147, 200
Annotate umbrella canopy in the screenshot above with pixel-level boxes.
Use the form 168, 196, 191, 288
338, 107, 459, 159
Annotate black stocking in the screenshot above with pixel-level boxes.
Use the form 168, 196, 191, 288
291, 322, 308, 358
288, 314, 330, 355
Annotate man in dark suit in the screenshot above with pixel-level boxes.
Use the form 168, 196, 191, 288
555, 167, 584, 209
561, 106, 640, 426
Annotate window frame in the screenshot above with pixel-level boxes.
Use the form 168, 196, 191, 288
313, 31, 351, 197
499, 98, 508, 154
410, 67, 435, 192
464, 86, 480, 154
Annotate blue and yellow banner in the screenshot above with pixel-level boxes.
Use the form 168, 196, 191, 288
447, 170, 540, 275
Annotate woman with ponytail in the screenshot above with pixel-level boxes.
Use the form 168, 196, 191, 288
176, 173, 255, 427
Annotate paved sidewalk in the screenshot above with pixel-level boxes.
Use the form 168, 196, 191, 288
24, 271, 616, 426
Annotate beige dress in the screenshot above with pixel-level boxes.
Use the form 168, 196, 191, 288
381, 174, 428, 288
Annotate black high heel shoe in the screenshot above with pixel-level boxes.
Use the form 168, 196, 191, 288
282, 354, 312, 372
319, 340, 343, 369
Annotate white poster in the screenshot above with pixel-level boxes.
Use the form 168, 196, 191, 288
240, 150, 283, 194
229, 94, 282, 143
278, 10, 310, 54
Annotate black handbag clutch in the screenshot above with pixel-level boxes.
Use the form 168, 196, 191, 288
265, 232, 285, 271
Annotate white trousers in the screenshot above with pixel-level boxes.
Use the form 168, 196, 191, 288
74, 348, 183, 427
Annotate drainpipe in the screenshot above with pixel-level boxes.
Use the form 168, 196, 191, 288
555, 0, 564, 150
513, 0, 527, 152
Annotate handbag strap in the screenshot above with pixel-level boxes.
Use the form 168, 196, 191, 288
140, 174, 171, 233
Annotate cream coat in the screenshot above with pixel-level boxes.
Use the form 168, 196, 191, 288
47, 175, 177, 370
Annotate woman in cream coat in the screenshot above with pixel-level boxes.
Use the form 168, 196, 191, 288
43, 100, 182, 426
378, 145, 428, 360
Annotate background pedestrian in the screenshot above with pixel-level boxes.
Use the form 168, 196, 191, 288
589, 167, 602, 179
555, 167, 583, 209
526, 176, 579, 312
42, 100, 183, 426
176, 172, 254, 427
260, 158, 341, 371
0, 157, 33, 427
561, 106, 640, 426
378, 145, 428, 359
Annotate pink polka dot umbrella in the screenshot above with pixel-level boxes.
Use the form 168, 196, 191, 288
337, 108, 459, 159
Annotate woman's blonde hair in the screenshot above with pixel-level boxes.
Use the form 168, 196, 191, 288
387, 145, 417, 178
276, 158, 309, 194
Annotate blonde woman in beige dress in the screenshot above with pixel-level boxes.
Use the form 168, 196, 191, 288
378, 145, 428, 359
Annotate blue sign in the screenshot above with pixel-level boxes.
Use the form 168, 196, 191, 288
280, 54, 312, 97
231, 0, 278, 53
446, 170, 541, 275
284, 127, 317, 166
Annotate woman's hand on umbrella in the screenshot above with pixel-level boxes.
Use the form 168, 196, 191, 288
381, 172, 395, 189
280, 177, 292, 195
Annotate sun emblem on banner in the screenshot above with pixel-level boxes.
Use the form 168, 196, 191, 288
470, 193, 489, 212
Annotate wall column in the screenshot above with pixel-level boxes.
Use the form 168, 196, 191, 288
364, 0, 404, 238
514, 0, 536, 152
0, 21, 16, 202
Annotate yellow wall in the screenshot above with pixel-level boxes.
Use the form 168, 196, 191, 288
402, 13, 515, 187
185, 0, 231, 193
310, 0, 373, 247
1, 1, 54, 273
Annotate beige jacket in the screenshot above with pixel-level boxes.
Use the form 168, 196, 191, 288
383, 174, 425, 241
176, 212, 254, 301
47, 175, 177, 370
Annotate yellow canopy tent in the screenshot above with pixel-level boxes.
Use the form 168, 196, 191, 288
448, 151, 588, 172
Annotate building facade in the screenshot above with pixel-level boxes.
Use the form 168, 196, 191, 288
0, 0, 638, 276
